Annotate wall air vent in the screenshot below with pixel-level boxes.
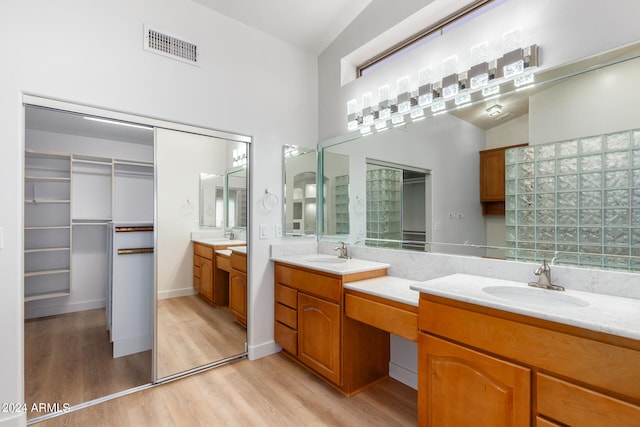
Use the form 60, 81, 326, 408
143, 25, 199, 66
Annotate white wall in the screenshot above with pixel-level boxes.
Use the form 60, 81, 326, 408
0, 0, 317, 425
530, 57, 640, 145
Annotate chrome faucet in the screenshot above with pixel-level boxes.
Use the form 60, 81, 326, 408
528, 260, 564, 291
334, 242, 351, 259
224, 228, 235, 240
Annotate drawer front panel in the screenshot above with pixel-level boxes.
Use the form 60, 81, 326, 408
216, 255, 231, 272
345, 293, 417, 342
275, 302, 297, 329
231, 253, 247, 273
275, 263, 341, 303
537, 373, 640, 427
194, 243, 213, 259
275, 283, 298, 309
275, 321, 297, 355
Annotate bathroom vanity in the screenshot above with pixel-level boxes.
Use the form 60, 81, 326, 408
229, 246, 247, 326
193, 239, 245, 306
272, 254, 392, 395
412, 274, 640, 427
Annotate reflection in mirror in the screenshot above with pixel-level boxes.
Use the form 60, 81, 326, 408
226, 167, 247, 229
200, 173, 224, 227
156, 129, 248, 380
319, 42, 640, 273
365, 160, 431, 251
283, 145, 318, 235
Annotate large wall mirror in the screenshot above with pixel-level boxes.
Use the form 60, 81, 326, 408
320, 41, 640, 273
23, 104, 250, 422
283, 145, 320, 236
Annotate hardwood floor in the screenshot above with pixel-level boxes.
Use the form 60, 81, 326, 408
157, 295, 246, 378
24, 309, 151, 420
35, 353, 418, 426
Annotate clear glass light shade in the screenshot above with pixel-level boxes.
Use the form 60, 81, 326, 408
442, 84, 459, 98
347, 120, 359, 131
431, 100, 446, 113
470, 73, 489, 89
504, 59, 524, 78
362, 112, 374, 126
418, 93, 433, 106
347, 99, 358, 115
397, 100, 411, 114
482, 85, 500, 97
360, 125, 372, 135
410, 108, 424, 120
454, 93, 471, 106
391, 114, 405, 126
378, 108, 391, 120
514, 73, 535, 87
375, 120, 388, 131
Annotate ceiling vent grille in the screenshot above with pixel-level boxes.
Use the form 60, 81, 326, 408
143, 25, 199, 66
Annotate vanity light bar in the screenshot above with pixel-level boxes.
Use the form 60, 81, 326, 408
346, 42, 539, 134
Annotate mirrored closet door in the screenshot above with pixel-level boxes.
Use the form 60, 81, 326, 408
23, 103, 250, 422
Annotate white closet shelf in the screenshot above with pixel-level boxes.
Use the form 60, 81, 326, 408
25, 291, 71, 302
25, 268, 70, 277
25, 199, 71, 204
24, 247, 70, 253
25, 176, 70, 182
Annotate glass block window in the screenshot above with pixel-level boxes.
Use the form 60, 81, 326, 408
505, 129, 640, 272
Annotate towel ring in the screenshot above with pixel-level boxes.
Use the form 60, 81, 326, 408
262, 189, 279, 212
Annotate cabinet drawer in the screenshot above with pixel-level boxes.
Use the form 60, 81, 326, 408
193, 263, 201, 279
275, 263, 341, 303
537, 373, 640, 427
275, 302, 297, 329
194, 243, 213, 259
345, 292, 417, 342
275, 283, 298, 309
231, 252, 247, 273
216, 254, 231, 272
275, 321, 297, 355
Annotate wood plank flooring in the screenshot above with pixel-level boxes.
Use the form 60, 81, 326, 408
25, 309, 151, 419
157, 295, 246, 378
35, 353, 418, 426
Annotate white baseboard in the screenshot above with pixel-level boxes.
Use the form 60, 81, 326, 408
389, 361, 418, 390
248, 340, 281, 360
25, 298, 106, 319
157, 287, 197, 300
0, 413, 25, 427
113, 334, 152, 358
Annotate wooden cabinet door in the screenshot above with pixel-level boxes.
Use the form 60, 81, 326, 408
298, 293, 341, 385
418, 333, 530, 427
229, 270, 247, 325
479, 148, 505, 202
199, 257, 213, 301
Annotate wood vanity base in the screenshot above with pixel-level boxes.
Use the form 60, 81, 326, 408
274, 262, 389, 396
418, 294, 640, 426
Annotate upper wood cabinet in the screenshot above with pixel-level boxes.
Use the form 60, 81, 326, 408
479, 144, 526, 216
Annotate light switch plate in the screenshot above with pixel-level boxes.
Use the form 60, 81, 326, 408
275, 223, 283, 238
259, 224, 268, 240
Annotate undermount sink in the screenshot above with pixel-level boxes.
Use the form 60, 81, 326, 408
482, 285, 589, 308
306, 257, 348, 264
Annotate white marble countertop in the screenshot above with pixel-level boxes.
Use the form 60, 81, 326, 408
411, 273, 640, 341
192, 238, 246, 246
215, 249, 232, 256
344, 276, 420, 307
271, 253, 390, 276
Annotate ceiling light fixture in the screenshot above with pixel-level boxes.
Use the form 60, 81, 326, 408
485, 104, 503, 117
